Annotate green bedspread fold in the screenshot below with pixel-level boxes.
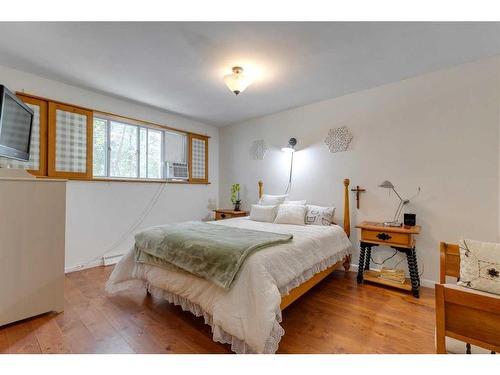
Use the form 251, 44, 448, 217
134, 221, 293, 290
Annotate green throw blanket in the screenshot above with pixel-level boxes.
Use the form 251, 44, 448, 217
134, 221, 293, 290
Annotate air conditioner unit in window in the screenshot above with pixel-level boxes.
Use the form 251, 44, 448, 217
166, 162, 188, 180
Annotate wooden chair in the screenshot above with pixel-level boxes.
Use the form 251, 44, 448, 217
436, 242, 500, 354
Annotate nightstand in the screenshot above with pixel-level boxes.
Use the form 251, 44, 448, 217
355, 221, 422, 297
213, 209, 249, 221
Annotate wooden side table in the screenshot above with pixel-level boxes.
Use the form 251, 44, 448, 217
213, 209, 249, 221
355, 221, 422, 297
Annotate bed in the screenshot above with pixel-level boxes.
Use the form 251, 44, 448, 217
106, 179, 353, 353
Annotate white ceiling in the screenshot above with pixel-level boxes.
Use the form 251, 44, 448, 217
0, 22, 500, 126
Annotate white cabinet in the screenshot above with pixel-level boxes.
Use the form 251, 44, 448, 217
0, 177, 66, 326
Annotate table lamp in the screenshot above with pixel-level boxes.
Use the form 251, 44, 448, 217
378, 180, 420, 227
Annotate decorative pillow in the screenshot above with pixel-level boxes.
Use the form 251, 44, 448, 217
274, 204, 306, 226
457, 239, 500, 295
249, 204, 278, 223
284, 199, 307, 205
305, 205, 335, 226
259, 194, 287, 206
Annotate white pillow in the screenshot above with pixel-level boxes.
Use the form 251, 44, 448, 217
457, 239, 500, 295
259, 194, 287, 206
274, 204, 306, 225
305, 205, 335, 226
285, 199, 307, 205
249, 204, 278, 223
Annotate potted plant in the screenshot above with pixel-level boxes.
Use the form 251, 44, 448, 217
231, 184, 241, 211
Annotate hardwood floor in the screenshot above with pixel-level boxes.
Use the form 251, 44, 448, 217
0, 266, 435, 354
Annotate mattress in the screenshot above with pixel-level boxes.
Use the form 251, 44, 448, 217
106, 217, 352, 353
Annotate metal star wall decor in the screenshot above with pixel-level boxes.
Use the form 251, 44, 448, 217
325, 126, 353, 153
249, 139, 268, 160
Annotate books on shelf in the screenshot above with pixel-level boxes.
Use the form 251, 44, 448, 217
378, 267, 406, 284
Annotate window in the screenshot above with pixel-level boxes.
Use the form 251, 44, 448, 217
92, 118, 107, 177
146, 129, 162, 179
188, 134, 209, 184
92, 116, 189, 180
5, 92, 209, 184
109, 120, 138, 178
48, 103, 93, 179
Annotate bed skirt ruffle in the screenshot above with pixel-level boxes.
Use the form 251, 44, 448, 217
147, 284, 285, 354
106, 247, 350, 354
278, 248, 350, 296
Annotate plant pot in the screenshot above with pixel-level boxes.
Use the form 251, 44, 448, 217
234, 200, 241, 211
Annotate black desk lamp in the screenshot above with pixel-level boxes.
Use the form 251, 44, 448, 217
379, 180, 420, 227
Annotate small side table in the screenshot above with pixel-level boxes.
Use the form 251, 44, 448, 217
355, 221, 422, 298
213, 209, 249, 221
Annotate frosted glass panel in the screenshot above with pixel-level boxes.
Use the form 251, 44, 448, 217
55, 109, 87, 173
191, 138, 206, 180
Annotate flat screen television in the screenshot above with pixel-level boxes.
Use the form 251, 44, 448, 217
0, 85, 34, 162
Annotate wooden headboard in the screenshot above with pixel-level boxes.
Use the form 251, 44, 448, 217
439, 242, 460, 283
257, 178, 351, 238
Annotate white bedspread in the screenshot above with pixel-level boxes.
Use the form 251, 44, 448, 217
106, 217, 352, 353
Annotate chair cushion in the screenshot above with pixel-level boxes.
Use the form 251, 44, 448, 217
457, 239, 500, 295
445, 337, 493, 354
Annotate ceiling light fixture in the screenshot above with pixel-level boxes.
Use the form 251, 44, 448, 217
224, 66, 252, 96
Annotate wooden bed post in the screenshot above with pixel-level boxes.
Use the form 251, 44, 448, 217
343, 178, 352, 271
343, 178, 351, 238
258, 180, 263, 199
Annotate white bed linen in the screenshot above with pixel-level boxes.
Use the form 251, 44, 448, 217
106, 217, 352, 353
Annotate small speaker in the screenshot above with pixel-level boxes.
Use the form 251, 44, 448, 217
404, 213, 416, 226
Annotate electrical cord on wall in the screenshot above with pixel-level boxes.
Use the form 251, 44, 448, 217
73, 182, 167, 271
105, 182, 167, 254
284, 151, 294, 195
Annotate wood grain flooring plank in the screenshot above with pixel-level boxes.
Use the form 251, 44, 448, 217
0, 267, 436, 354
0, 328, 9, 354
30, 313, 72, 354
3, 320, 41, 354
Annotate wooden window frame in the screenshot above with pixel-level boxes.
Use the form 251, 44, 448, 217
188, 133, 209, 184
17, 92, 211, 184
48, 102, 93, 179
15, 94, 48, 177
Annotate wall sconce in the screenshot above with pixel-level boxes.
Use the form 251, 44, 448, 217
281, 138, 297, 153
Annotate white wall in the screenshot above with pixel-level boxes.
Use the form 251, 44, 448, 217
219, 57, 500, 285
0, 64, 219, 271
